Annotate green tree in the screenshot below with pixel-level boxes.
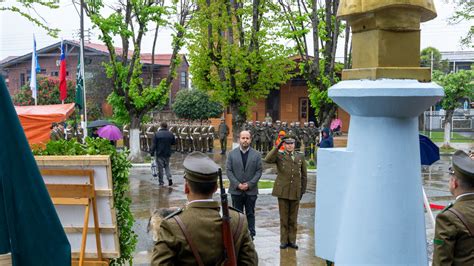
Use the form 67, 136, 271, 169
420, 47, 449, 73
188, 0, 295, 141
84, 0, 193, 162
0, 0, 59, 37
13, 76, 75, 106
273, 0, 345, 127
449, 0, 473, 48
172, 89, 223, 122
433, 69, 473, 148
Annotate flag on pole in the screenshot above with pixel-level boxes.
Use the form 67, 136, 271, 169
29, 35, 40, 104
0, 75, 71, 264
59, 40, 67, 102
75, 56, 84, 110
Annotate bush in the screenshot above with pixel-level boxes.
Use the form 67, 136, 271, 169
13, 76, 76, 106
33, 138, 137, 265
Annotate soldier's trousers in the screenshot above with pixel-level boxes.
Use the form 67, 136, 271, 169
277, 198, 300, 244
220, 138, 227, 153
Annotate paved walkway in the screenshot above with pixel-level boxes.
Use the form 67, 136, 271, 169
129, 149, 463, 265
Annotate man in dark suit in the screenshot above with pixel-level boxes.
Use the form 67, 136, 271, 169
226, 130, 263, 239
150, 122, 176, 186
433, 150, 474, 265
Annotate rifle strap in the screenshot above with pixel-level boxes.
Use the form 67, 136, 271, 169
232, 213, 245, 243
448, 208, 474, 237
172, 216, 204, 266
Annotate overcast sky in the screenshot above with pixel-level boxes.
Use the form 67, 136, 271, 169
0, 0, 472, 61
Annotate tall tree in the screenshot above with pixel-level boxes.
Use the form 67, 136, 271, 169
449, 0, 473, 48
273, 0, 344, 127
433, 69, 473, 148
84, 0, 193, 162
188, 0, 295, 141
420, 47, 449, 73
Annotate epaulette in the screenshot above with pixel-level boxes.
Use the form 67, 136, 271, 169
441, 202, 453, 213
229, 206, 244, 214
164, 208, 183, 220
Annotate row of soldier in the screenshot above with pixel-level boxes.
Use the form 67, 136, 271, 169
123, 121, 217, 154
122, 120, 321, 157
50, 122, 86, 142
244, 120, 320, 156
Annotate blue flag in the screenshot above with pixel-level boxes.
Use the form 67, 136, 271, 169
0, 75, 71, 265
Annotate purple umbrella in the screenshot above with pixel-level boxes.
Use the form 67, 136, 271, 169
97, 125, 123, 140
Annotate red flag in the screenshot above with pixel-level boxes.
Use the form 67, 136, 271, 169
59, 40, 67, 101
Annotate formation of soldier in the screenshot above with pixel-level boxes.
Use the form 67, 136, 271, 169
123, 120, 217, 154
50, 122, 85, 142
244, 120, 320, 157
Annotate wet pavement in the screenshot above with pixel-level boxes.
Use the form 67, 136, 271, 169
128, 143, 472, 265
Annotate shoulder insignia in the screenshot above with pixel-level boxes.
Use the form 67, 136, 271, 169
229, 206, 244, 214
433, 238, 444, 245
164, 208, 183, 220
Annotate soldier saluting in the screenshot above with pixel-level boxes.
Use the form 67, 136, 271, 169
151, 152, 258, 265
433, 150, 474, 265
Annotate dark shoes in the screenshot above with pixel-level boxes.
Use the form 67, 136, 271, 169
168, 179, 173, 186
280, 243, 288, 249
288, 243, 298, 249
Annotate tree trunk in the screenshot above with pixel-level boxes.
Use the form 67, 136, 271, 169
128, 115, 144, 163
442, 109, 454, 148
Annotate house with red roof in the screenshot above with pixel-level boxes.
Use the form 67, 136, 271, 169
0, 40, 189, 116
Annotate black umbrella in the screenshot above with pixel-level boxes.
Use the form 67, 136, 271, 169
87, 119, 113, 128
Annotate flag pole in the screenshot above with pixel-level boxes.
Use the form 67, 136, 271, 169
80, 0, 88, 139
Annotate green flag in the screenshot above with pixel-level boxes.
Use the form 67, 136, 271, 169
0, 75, 71, 265
75, 57, 84, 110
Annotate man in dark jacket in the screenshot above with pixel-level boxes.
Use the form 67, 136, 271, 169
150, 122, 176, 186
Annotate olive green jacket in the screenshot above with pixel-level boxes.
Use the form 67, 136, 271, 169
151, 201, 258, 265
433, 193, 474, 266
264, 147, 307, 200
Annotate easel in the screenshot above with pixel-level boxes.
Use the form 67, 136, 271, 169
41, 169, 108, 266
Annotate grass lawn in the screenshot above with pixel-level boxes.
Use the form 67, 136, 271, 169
419, 131, 473, 143
223, 179, 274, 189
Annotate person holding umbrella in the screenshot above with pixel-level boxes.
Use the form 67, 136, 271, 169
150, 122, 176, 186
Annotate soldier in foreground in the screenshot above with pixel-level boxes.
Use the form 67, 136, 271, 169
151, 152, 258, 265
432, 150, 474, 265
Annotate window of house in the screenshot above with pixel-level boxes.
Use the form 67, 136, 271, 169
20, 73, 25, 87
299, 98, 309, 120
180, 71, 187, 88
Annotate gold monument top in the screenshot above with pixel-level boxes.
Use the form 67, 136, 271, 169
338, 0, 437, 22
338, 0, 437, 81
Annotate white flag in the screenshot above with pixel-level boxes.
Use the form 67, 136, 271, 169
30, 35, 40, 104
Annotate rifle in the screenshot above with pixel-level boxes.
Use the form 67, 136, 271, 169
218, 168, 237, 266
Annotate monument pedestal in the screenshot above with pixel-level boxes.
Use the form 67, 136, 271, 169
315, 79, 443, 264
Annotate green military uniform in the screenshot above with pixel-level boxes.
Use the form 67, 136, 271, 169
151, 152, 258, 265
264, 136, 307, 247
218, 120, 229, 154
50, 128, 61, 141
207, 125, 215, 153
433, 150, 474, 265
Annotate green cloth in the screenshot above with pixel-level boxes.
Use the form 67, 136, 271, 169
75, 57, 84, 110
0, 75, 71, 265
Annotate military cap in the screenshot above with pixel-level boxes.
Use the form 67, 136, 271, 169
282, 134, 296, 144
452, 150, 474, 181
183, 152, 220, 183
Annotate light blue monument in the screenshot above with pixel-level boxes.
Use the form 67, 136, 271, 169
315, 0, 444, 264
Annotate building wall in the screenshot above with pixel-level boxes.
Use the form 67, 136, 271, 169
279, 83, 309, 124
3, 55, 78, 95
